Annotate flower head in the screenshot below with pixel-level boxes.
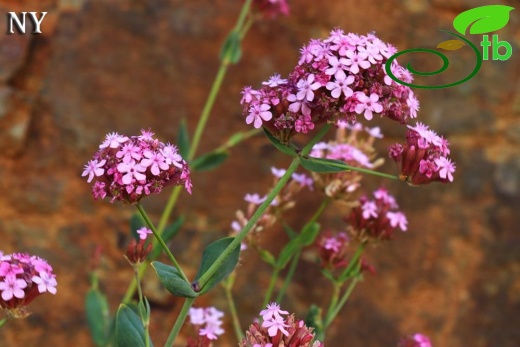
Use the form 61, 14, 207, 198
399, 333, 432, 347
0, 252, 57, 318
389, 122, 455, 185
241, 29, 419, 142
187, 306, 225, 345
83, 129, 192, 204
317, 231, 349, 270
240, 303, 323, 347
348, 187, 407, 242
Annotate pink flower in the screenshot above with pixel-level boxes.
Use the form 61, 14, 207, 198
296, 74, 322, 102
82, 159, 106, 183
355, 92, 383, 120
325, 56, 349, 77
116, 143, 142, 163
407, 93, 420, 118
344, 50, 370, 74
117, 160, 147, 185
262, 73, 287, 87
361, 200, 378, 219
0, 274, 27, 301
435, 157, 456, 182
387, 211, 408, 231
326, 70, 355, 98
140, 151, 169, 176
31, 271, 58, 294
136, 227, 152, 240
246, 103, 273, 128
294, 115, 315, 133
262, 316, 290, 337
244, 193, 267, 205
99, 132, 128, 149
259, 302, 289, 321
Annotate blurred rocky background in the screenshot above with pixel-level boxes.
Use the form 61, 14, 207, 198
0, 0, 519, 346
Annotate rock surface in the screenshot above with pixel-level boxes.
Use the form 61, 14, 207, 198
0, 1, 518, 346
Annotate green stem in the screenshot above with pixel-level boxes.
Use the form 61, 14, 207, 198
136, 203, 189, 284
0, 317, 7, 328
262, 267, 281, 308
324, 276, 361, 328
223, 274, 244, 342
197, 123, 331, 290
197, 157, 300, 288
187, 0, 253, 161
121, 0, 257, 307
164, 297, 196, 347
275, 198, 330, 303
275, 249, 300, 303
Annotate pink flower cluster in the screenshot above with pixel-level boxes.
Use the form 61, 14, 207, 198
347, 187, 407, 242
399, 333, 432, 347
82, 129, 192, 204
317, 232, 349, 270
308, 121, 383, 202
188, 306, 225, 341
240, 303, 324, 347
241, 28, 419, 142
0, 252, 57, 318
389, 122, 456, 185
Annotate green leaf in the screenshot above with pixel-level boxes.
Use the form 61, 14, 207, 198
149, 217, 184, 260
277, 238, 300, 269
258, 248, 276, 266
177, 118, 190, 158
436, 39, 465, 50
304, 304, 323, 340
300, 156, 349, 173
194, 237, 240, 295
263, 128, 297, 157
152, 261, 198, 298
85, 288, 111, 347
115, 304, 152, 347
297, 222, 320, 247
191, 151, 229, 172
219, 31, 242, 64
453, 5, 514, 35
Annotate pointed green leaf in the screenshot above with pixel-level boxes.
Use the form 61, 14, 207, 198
258, 248, 276, 266
152, 261, 198, 298
436, 39, 465, 50
115, 304, 152, 347
150, 217, 184, 259
263, 128, 297, 156
220, 31, 242, 64
194, 237, 240, 295
300, 156, 349, 173
85, 288, 111, 347
297, 222, 320, 247
177, 119, 190, 158
277, 238, 300, 269
304, 304, 323, 340
453, 5, 514, 35
191, 151, 229, 172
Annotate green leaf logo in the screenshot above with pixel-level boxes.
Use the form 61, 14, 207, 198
453, 5, 514, 35
436, 39, 465, 51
